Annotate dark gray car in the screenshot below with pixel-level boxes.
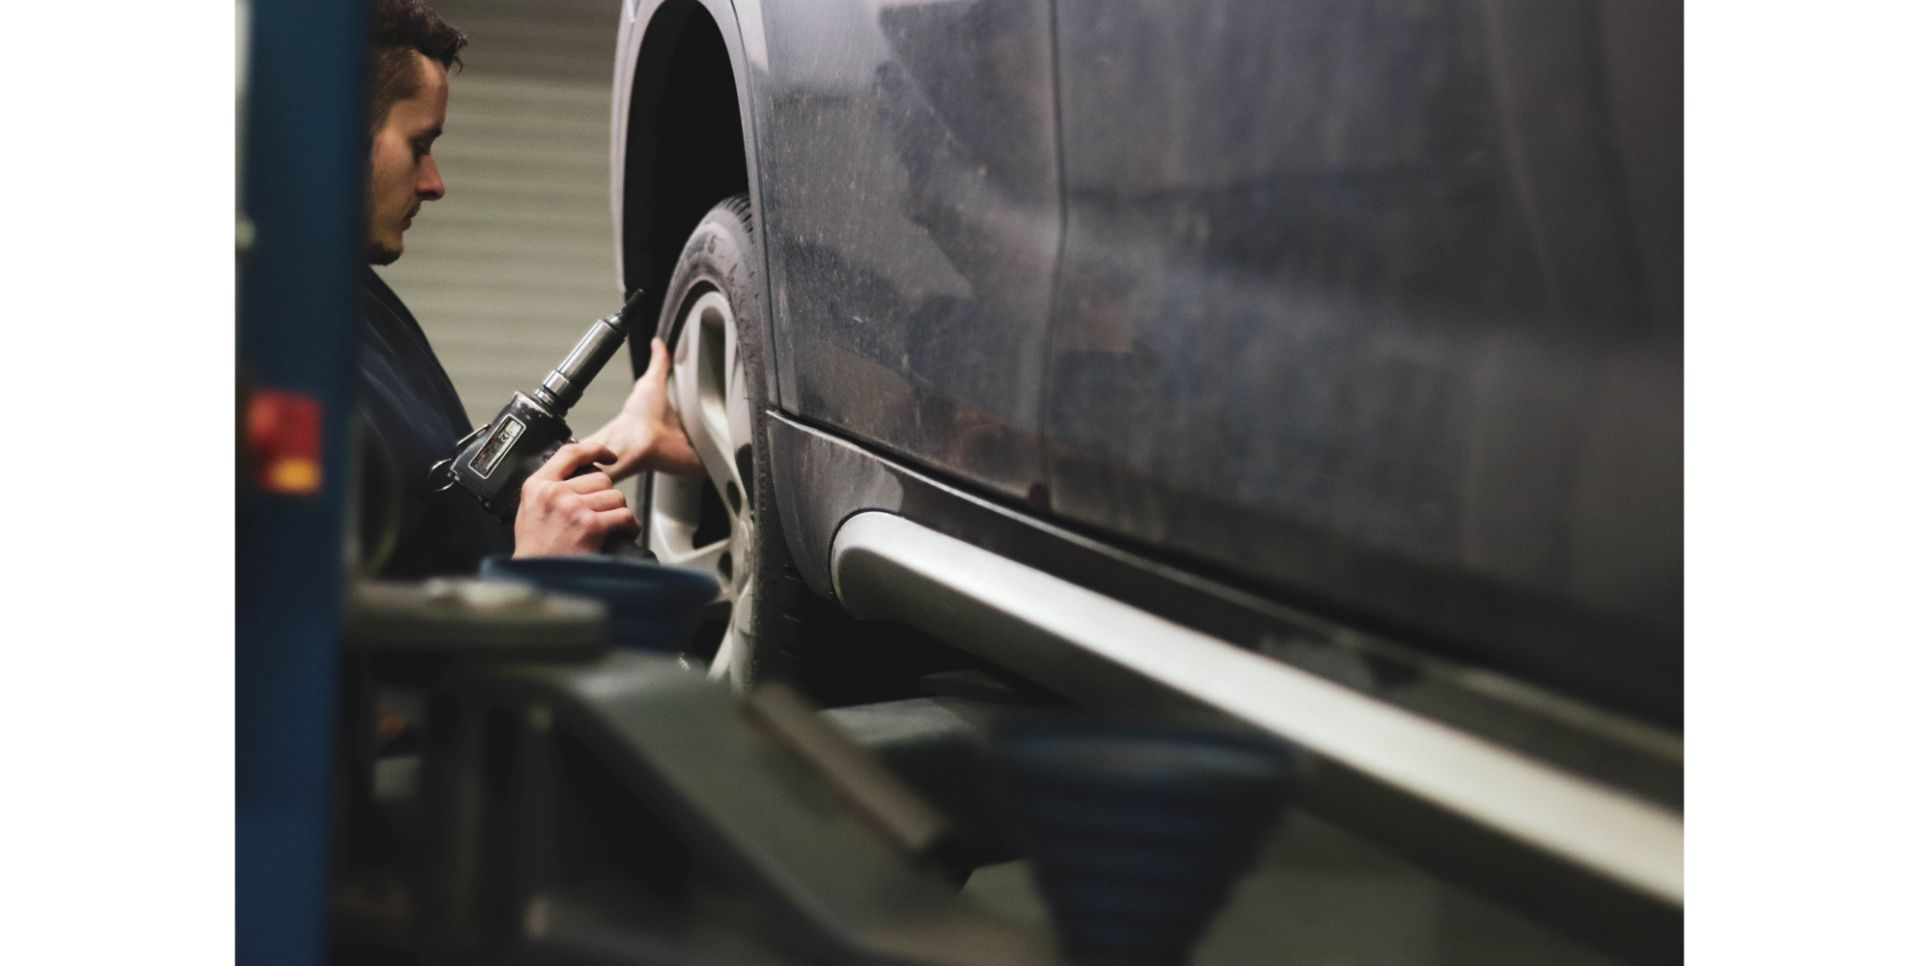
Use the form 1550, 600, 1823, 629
610, 0, 1680, 958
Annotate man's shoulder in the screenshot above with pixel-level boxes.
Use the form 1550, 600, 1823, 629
358, 266, 428, 349
359, 265, 407, 316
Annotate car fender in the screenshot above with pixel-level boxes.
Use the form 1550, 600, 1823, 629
611, 0, 773, 366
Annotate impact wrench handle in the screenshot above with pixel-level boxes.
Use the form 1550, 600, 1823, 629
433, 289, 646, 527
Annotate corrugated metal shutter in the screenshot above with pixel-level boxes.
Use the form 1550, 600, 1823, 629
377, 0, 629, 438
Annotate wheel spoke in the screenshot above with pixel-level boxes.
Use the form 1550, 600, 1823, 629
722, 309, 753, 474
668, 293, 747, 522
709, 625, 735, 681
736, 570, 757, 619
657, 537, 731, 585
694, 405, 745, 516
645, 489, 700, 553
671, 311, 718, 463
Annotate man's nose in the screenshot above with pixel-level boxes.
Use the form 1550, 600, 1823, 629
418, 156, 446, 201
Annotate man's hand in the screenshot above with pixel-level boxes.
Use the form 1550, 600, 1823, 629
512, 442, 640, 557
584, 337, 705, 483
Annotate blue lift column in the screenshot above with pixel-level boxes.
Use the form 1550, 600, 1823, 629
235, 0, 368, 962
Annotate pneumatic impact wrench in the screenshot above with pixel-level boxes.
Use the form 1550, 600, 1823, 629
432, 289, 647, 537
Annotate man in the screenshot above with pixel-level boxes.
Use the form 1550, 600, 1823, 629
357, 0, 700, 577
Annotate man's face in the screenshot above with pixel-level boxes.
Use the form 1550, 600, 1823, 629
365, 51, 449, 265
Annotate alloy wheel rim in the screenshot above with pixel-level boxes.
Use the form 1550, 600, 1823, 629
646, 286, 757, 686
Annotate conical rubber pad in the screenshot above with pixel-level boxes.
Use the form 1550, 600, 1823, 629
993, 716, 1295, 965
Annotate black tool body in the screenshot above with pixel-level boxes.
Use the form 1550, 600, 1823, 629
436, 290, 644, 525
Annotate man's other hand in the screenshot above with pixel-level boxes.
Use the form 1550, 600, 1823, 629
512, 442, 640, 557
584, 337, 705, 483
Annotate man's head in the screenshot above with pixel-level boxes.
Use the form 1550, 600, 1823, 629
365, 0, 467, 265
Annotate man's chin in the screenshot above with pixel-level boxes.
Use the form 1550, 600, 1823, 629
365, 242, 403, 266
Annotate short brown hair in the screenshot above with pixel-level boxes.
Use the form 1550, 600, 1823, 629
369, 0, 468, 130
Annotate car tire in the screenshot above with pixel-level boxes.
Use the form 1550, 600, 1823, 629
639, 194, 808, 690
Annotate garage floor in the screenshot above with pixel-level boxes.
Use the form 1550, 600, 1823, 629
963, 810, 1626, 966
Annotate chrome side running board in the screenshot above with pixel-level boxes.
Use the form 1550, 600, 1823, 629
829, 511, 1682, 911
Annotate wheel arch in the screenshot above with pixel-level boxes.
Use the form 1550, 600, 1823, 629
612, 0, 772, 392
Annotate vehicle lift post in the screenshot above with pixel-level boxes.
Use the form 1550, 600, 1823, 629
235, 0, 369, 962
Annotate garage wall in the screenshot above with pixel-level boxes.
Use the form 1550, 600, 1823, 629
377, 0, 630, 437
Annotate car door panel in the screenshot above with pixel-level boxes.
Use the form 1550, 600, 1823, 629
1042, 0, 1682, 719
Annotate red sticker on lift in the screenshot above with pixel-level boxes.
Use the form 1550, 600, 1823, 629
246, 388, 323, 495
